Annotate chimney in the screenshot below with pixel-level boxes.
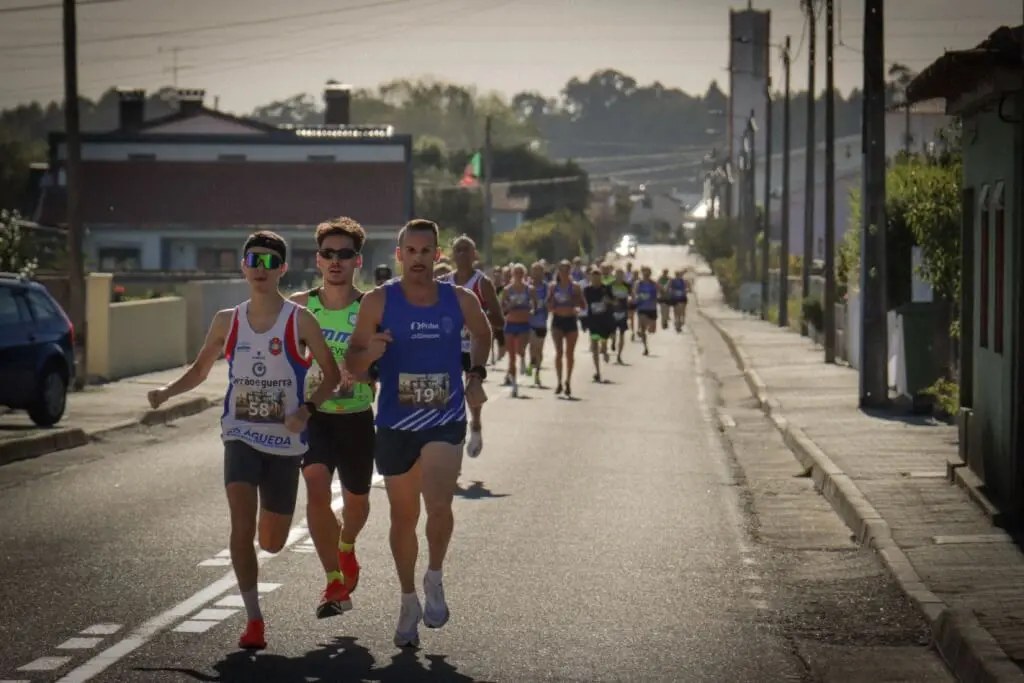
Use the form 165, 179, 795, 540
176, 88, 206, 116
323, 82, 352, 125
116, 88, 146, 130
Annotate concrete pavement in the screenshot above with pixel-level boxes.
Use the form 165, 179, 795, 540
0, 363, 226, 466
694, 271, 1024, 683
0, 246, 955, 682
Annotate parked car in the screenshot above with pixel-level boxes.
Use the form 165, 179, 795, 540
0, 273, 76, 426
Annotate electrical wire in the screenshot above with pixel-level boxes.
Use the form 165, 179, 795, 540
0, 0, 125, 14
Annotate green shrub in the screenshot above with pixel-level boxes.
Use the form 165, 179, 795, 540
801, 296, 824, 330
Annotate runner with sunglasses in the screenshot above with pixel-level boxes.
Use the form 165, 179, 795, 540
148, 231, 341, 650
289, 217, 375, 620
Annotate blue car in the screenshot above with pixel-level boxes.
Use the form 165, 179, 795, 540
0, 273, 76, 426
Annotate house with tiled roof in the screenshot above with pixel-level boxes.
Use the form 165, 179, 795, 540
34, 83, 413, 274
905, 24, 1024, 515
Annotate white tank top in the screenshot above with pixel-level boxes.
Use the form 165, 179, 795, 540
221, 301, 311, 456
441, 270, 484, 353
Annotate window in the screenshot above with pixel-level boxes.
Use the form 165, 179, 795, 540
196, 248, 237, 271
0, 288, 23, 327
979, 185, 990, 349
98, 247, 141, 271
993, 181, 1006, 354
25, 290, 61, 322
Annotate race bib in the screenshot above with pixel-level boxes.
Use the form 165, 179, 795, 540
234, 389, 285, 423
590, 301, 607, 314
307, 365, 354, 400
613, 311, 627, 321
460, 327, 471, 353
398, 372, 451, 409
673, 289, 685, 298
639, 292, 652, 301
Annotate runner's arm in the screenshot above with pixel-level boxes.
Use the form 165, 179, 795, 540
296, 307, 340, 407
159, 308, 231, 399
457, 288, 493, 369
478, 277, 505, 328
345, 288, 385, 375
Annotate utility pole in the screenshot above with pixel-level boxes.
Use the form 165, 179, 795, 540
801, 0, 817, 335
63, 0, 86, 389
482, 115, 494, 266
159, 46, 184, 87
746, 112, 758, 284
779, 36, 792, 328
761, 72, 773, 321
823, 0, 837, 362
860, 0, 888, 406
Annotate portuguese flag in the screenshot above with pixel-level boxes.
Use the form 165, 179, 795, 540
459, 151, 482, 187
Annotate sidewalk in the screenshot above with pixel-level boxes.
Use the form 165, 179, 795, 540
0, 362, 226, 465
696, 276, 1024, 683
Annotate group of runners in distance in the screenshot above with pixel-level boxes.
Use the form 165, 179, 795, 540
145, 216, 689, 652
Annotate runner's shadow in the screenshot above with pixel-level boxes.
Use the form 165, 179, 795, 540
136, 636, 492, 682
455, 479, 510, 499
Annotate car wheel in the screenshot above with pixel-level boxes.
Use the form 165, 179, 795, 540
28, 364, 68, 427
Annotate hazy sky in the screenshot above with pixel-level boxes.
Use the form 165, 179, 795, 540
1, 0, 1022, 114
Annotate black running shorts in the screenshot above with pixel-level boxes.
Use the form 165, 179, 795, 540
303, 410, 376, 495
224, 441, 302, 515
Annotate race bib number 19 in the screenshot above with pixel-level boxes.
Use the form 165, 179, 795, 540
398, 372, 451, 409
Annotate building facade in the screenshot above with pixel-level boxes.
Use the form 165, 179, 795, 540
907, 24, 1024, 514
35, 85, 413, 275
728, 6, 771, 216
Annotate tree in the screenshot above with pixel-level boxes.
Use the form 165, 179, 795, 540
493, 210, 595, 265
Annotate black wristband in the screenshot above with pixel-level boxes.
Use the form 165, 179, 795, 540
467, 365, 487, 381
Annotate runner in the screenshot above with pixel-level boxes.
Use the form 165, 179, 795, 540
346, 219, 491, 648
443, 235, 504, 458
570, 257, 586, 283
527, 261, 550, 387
669, 269, 689, 332
547, 259, 584, 397
374, 264, 394, 286
624, 261, 638, 341
287, 218, 375, 620
657, 268, 672, 330
583, 268, 616, 383
499, 263, 536, 397
490, 266, 507, 364
609, 268, 632, 364
634, 265, 660, 356
147, 230, 341, 650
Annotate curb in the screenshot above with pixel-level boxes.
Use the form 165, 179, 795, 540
0, 396, 214, 467
699, 305, 1024, 683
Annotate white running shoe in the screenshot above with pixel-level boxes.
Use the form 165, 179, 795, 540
467, 430, 483, 458
393, 594, 422, 648
423, 573, 450, 629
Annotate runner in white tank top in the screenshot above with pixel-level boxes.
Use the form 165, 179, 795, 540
221, 300, 310, 456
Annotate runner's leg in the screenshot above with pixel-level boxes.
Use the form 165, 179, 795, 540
421, 436, 464, 628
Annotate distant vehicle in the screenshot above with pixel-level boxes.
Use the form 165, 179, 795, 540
0, 273, 76, 426
615, 234, 638, 258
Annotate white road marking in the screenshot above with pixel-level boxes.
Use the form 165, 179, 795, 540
171, 621, 218, 634
79, 624, 121, 636
0, 679, 32, 682
55, 472, 382, 683
197, 558, 231, 567
191, 608, 238, 621
215, 549, 231, 558
256, 582, 282, 594
751, 599, 770, 610
56, 638, 104, 650
214, 595, 245, 608
18, 657, 71, 671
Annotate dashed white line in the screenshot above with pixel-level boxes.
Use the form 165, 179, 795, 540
18, 657, 71, 671
56, 638, 104, 650
79, 624, 121, 637
171, 621, 218, 634
213, 595, 246, 609
191, 608, 238, 621
197, 558, 232, 567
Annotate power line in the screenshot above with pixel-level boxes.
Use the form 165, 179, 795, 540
0, 0, 419, 51
0, 0, 124, 14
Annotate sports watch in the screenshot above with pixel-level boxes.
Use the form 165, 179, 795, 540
467, 365, 487, 381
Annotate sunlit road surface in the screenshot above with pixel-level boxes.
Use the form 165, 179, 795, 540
0, 244, 952, 682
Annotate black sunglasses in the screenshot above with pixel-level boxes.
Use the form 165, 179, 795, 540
318, 247, 359, 261
244, 252, 284, 270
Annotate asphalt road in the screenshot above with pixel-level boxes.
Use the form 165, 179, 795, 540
0, 245, 953, 683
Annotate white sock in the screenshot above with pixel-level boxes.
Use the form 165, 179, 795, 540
425, 568, 443, 584
240, 588, 262, 621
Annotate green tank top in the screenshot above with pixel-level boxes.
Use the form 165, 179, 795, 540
305, 290, 374, 414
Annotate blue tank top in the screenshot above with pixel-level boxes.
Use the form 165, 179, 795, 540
571, 269, 585, 283
504, 285, 531, 312
375, 281, 466, 431
669, 278, 687, 300
551, 282, 575, 310
636, 280, 658, 311
529, 283, 549, 327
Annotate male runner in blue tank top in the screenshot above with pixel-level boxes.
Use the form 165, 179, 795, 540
347, 219, 492, 648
